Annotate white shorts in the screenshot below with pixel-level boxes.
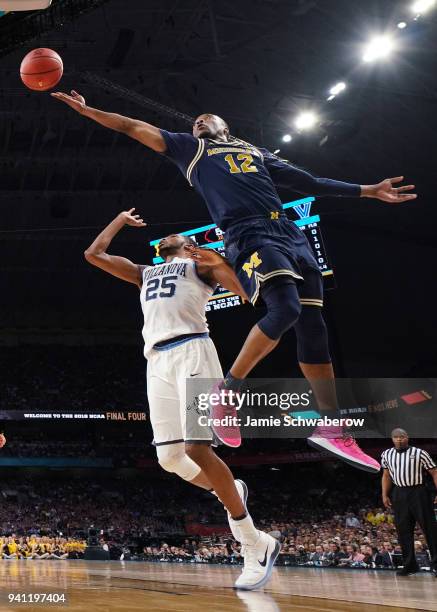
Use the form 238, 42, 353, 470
146, 336, 223, 446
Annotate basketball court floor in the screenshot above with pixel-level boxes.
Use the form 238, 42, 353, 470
0, 561, 435, 611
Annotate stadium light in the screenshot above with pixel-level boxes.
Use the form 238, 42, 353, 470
411, 0, 436, 14
397, 21, 407, 29
294, 112, 318, 131
282, 134, 292, 143
329, 82, 346, 96
363, 35, 395, 63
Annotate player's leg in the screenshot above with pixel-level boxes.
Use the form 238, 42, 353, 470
181, 337, 280, 589
181, 338, 250, 520
227, 275, 299, 379
184, 442, 279, 591
295, 269, 380, 472
223, 246, 304, 385
208, 247, 304, 448
147, 348, 211, 486
148, 344, 245, 509
185, 443, 246, 519
294, 270, 337, 411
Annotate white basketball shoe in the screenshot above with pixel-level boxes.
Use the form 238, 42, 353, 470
234, 531, 281, 591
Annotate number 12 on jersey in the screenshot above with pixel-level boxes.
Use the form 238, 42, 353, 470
224, 153, 258, 174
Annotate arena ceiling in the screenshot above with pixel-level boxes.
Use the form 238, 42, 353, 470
0, 0, 436, 375
1, 0, 436, 203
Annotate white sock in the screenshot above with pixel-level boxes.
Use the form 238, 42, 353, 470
211, 489, 241, 541
231, 514, 259, 546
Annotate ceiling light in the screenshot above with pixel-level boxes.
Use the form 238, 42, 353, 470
294, 112, 318, 131
363, 35, 395, 63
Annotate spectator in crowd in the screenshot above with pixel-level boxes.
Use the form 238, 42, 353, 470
338, 544, 365, 567
415, 542, 431, 568
345, 513, 361, 528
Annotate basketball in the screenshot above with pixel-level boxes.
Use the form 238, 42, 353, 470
20, 48, 63, 91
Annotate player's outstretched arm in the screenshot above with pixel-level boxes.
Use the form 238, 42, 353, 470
264, 152, 417, 203
184, 245, 249, 301
51, 90, 167, 152
84, 209, 146, 287
360, 177, 417, 203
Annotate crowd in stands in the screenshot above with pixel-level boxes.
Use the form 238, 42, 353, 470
1, 345, 435, 571
1, 536, 84, 560
0, 346, 146, 412
0, 468, 435, 571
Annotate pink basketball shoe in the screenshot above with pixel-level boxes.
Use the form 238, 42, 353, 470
209, 381, 242, 448
307, 425, 380, 473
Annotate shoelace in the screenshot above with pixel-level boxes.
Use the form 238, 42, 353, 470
341, 432, 357, 448
319, 428, 357, 447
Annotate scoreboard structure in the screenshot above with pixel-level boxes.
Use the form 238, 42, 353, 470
149, 197, 334, 311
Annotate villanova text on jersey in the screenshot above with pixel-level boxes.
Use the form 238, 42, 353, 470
142, 262, 188, 281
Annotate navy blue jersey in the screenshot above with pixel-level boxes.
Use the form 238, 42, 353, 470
160, 130, 360, 231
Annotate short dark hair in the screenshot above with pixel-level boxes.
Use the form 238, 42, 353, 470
391, 428, 408, 437
182, 235, 197, 248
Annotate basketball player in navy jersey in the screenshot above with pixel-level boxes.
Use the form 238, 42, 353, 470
53, 90, 417, 473
84, 208, 280, 590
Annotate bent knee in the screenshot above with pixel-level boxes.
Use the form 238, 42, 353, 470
185, 443, 212, 464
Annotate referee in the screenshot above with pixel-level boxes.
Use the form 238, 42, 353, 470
381, 428, 437, 576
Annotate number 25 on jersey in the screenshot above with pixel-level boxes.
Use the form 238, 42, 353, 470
144, 275, 177, 301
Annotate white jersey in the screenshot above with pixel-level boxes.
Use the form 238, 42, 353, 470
140, 257, 215, 358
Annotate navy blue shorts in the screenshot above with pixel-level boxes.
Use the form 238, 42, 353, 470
224, 215, 323, 306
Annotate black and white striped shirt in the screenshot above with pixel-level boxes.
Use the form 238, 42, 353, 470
381, 446, 436, 486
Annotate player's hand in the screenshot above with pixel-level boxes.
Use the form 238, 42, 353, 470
382, 495, 391, 509
0, 433, 6, 448
50, 90, 87, 114
118, 208, 146, 227
362, 177, 417, 204
183, 244, 224, 267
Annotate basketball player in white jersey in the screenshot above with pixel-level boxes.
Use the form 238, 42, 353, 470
84, 208, 280, 590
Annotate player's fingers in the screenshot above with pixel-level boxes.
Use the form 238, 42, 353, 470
389, 176, 404, 184
398, 194, 417, 201
128, 207, 135, 213
184, 248, 199, 258
51, 93, 75, 104
394, 185, 415, 192
51, 93, 69, 100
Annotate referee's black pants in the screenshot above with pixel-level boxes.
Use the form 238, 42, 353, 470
392, 485, 437, 571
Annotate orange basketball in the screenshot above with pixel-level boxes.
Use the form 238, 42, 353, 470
20, 48, 63, 91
